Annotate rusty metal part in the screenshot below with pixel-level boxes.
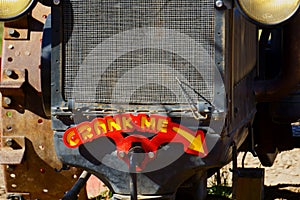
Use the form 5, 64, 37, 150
1, 3, 48, 93
0, 105, 88, 199
0, 136, 25, 164
2, 139, 87, 199
4, 16, 29, 40
2, 109, 59, 168
0, 107, 87, 199
0, 69, 25, 88
6, 193, 31, 199
255, 12, 300, 101
0, 2, 88, 199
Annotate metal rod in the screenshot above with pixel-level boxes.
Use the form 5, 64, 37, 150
216, 169, 221, 185
242, 151, 247, 168
232, 142, 237, 200
62, 170, 91, 200
129, 153, 138, 200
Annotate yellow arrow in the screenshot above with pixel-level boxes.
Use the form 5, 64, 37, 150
188, 134, 205, 153
172, 127, 205, 153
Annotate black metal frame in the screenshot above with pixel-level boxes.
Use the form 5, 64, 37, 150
51, 1, 228, 130
49, 1, 258, 198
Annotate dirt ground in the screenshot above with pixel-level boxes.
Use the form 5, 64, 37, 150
208, 148, 300, 200
238, 148, 300, 200
1, 149, 300, 200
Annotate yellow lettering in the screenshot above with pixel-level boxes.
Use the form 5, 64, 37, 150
65, 128, 81, 147
140, 116, 156, 131
78, 124, 94, 141
93, 119, 107, 135
156, 118, 168, 133
122, 116, 133, 131
106, 117, 121, 132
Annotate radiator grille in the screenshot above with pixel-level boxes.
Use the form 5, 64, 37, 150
63, 0, 215, 104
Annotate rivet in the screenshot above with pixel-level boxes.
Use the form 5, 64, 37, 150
4, 97, 12, 105
8, 44, 14, 49
10, 174, 16, 178
215, 0, 223, 8
42, 189, 48, 193
119, 151, 125, 158
11, 184, 17, 188
6, 125, 12, 131
73, 174, 78, 179
53, 0, 60, 5
5, 69, 13, 77
25, 51, 31, 56
6, 139, 13, 147
8, 29, 16, 36
39, 145, 45, 150
148, 152, 155, 159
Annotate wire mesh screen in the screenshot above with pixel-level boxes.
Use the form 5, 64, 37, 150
63, 0, 215, 104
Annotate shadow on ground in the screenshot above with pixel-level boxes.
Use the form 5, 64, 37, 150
206, 184, 300, 200
264, 184, 300, 200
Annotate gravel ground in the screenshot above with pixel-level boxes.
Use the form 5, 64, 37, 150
1, 149, 300, 199
239, 148, 300, 200
208, 148, 300, 200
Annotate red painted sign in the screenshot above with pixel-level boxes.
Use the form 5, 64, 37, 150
63, 114, 207, 169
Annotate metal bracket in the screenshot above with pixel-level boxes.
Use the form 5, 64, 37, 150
0, 136, 25, 165
4, 16, 29, 40
215, 0, 233, 9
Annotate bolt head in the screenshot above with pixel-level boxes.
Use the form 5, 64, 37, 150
53, 0, 60, 5
5, 69, 13, 77
4, 97, 12, 105
119, 151, 125, 158
215, 0, 223, 8
38, 145, 45, 150
148, 152, 155, 159
6, 139, 13, 147
8, 29, 15, 36
8, 45, 14, 49
42, 188, 48, 193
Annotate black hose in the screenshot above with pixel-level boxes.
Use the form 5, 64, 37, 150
62, 170, 91, 200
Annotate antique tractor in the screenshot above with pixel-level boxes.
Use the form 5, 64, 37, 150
0, 0, 299, 199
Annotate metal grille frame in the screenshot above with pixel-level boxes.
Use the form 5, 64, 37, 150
62, 0, 216, 105
51, 1, 227, 125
